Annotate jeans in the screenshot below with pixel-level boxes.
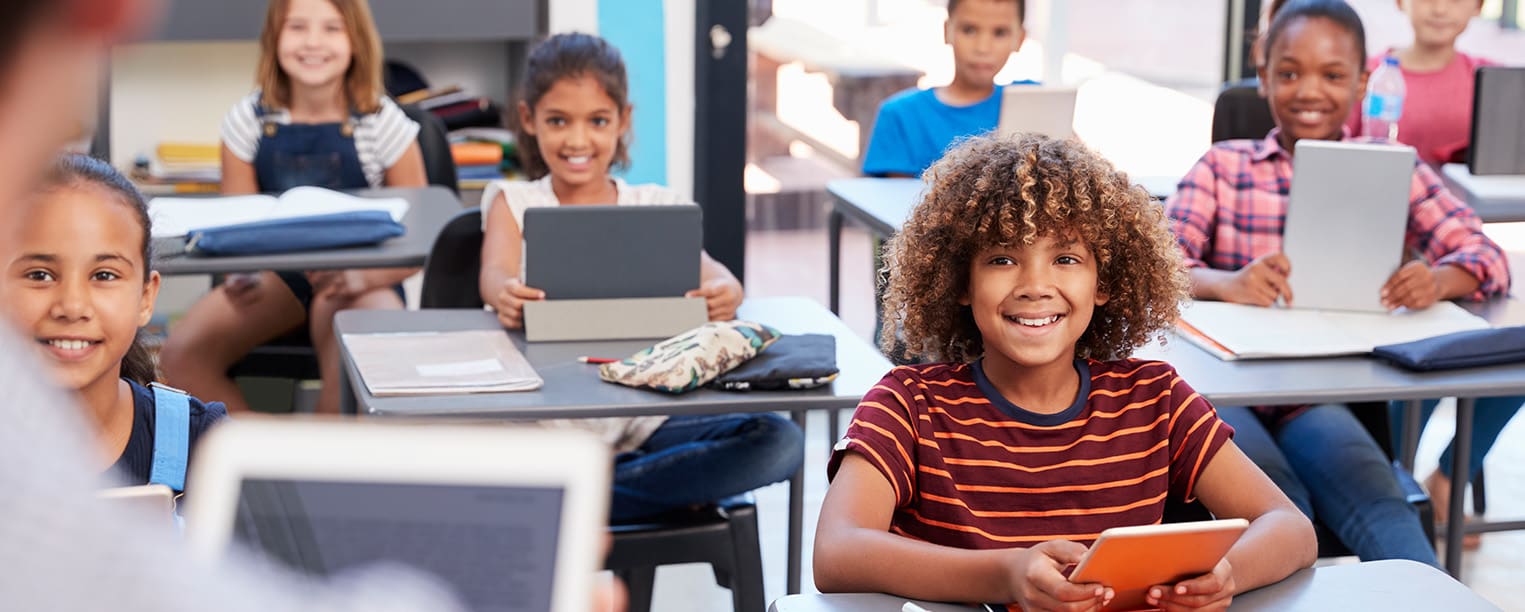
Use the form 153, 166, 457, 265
1388, 397, 1524, 481
610, 412, 803, 523
1218, 404, 1438, 566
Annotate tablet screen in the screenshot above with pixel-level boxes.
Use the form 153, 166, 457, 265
231, 479, 564, 612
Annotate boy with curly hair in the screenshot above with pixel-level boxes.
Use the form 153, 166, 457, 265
814, 134, 1315, 611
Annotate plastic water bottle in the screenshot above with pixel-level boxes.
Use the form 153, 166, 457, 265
1362, 56, 1405, 141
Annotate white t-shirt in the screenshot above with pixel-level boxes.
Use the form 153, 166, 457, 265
479, 175, 691, 230
479, 175, 693, 452
220, 91, 420, 189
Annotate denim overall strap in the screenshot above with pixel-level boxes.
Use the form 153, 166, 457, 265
148, 383, 191, 492
252, 102, 370, 191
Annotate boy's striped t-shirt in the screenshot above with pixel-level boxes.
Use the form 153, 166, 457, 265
829, 358, 1233, 550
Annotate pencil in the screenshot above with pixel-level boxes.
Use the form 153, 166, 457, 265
577, 356, 618, 364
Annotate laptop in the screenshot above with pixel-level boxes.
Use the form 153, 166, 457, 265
996, 85, 1079, 140
1468, 66, 1525, 176
184, 420, 610, 612
522, 205, 702, 300
1283, 140, 1416, 313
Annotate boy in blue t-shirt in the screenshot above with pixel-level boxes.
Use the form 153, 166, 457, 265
861, 0, 1031, 177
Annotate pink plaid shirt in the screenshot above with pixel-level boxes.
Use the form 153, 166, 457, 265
1166, 130, 1510, 301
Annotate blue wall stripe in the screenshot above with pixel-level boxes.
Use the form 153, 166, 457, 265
598, 0, 668, 186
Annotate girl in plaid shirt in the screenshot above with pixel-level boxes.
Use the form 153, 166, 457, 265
1165, 0, 1509, 565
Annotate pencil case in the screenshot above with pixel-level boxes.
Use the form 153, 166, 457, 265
598, 321, 781, 393
712, 333, 839, 391
186, 210, 405, 256
1372, 326, 1525, 371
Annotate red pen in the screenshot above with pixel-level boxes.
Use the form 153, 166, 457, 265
578, 356, 618, 364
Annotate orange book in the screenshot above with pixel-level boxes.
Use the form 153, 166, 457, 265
451, 141, 502, 166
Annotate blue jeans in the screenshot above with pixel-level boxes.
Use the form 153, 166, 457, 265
1218, 405, 1437, 566
1388, 397, 1523, 481
611, 412, 803, 522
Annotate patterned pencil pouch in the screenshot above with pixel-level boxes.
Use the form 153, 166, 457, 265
598, 321, 781, 393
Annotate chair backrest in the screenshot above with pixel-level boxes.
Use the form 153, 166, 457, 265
1211, 79, 1277, 143
420, 208, 485, 309
398, 102, 459, 195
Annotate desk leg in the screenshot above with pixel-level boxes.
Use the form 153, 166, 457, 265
1400, 399, 1422, 472
1445, 397, 1475, 577
828, 209, 843, 315
788, 409, 807, 594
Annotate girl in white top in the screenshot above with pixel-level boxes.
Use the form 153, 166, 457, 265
478, 33, 800, 523
158, 0, 426, 416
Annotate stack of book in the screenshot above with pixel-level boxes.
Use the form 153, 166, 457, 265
449, 127, 517, 190
397, 86, 502, 131
132, 142, 222, 195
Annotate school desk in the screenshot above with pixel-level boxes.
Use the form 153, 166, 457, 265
766, 560, 1499, 611
1440, 164, 1525, 223
1134, 297, 1525, 579
152, 186, 461, 275
333, 296, 893, 595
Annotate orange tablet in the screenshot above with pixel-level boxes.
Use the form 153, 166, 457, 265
1068, 518, 1249, 611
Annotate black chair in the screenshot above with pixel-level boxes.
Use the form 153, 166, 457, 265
229, 100, 460, 401
398, 102, 459, 195
1210, 79, 1277, 144
418, 212, 768, 610
420, 208, 485, 309
607, 495, 766, 612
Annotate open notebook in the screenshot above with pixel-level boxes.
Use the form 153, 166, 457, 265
149, 186, 409, 239
1178, 300, 1491, 360
343, 330, 543, 395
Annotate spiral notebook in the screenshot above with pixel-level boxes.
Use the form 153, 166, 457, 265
343, 330, 542, 395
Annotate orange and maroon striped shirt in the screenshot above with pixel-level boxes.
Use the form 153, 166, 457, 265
828, 358, 1233, 551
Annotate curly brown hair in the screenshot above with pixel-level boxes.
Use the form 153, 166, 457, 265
880, 133, 1188, 363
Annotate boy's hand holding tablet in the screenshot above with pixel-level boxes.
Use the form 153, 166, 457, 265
1008, 540, 1115, 611
1067, 519, 1248, 612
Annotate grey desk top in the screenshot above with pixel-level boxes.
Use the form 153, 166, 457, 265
152, 186, 461, 275
1440, 163, 1525, 223
826, 176, 1178, 237
1134, 299, 1525, 406
336, 296, 893, 419
768, 560, 1499, 612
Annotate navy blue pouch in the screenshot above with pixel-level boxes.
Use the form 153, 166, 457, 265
1371, 326, 1525, 371
186, 210, 404, 256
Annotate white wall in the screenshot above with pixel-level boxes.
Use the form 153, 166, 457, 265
109, 42, 259, 167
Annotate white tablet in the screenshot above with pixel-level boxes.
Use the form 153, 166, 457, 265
1284, 140, 1415, 312
184, 419, 610, 612
997, 85, 1079, 140
1069, 518, 1248, 612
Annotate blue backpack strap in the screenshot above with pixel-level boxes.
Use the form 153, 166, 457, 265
149, 383, 192, 492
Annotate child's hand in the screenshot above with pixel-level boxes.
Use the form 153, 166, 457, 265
1381, 260, 1441, 311
1145, 557, 1234, 611
307, 270, 369, 301
686, 278, 743, 321
1005, 540, 1112, 612
1222, 253, 1293, 307
494, 277, 545, 329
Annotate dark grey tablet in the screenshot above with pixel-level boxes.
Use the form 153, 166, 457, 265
1468, 66, 1525, 176
1284, 140, 1415, 313
523, 205, 702, 300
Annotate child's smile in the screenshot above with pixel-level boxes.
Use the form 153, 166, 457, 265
1259, 16, 1365, 147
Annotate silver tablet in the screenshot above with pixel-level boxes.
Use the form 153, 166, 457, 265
1284, 140, 1415, 312
997, 85, 1079, 140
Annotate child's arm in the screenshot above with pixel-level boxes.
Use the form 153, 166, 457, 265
1189, 253, 1293, 307
478, 192, 543, 328
815, 453, 1111, 609
1148, 441, 1315, 610
688, 252, 744, 321
382, 142, 427, 188
1380, 166, 1510, 308
219, 144, 258, 195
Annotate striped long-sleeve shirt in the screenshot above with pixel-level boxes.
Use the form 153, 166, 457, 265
829, 358, 1233, 552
